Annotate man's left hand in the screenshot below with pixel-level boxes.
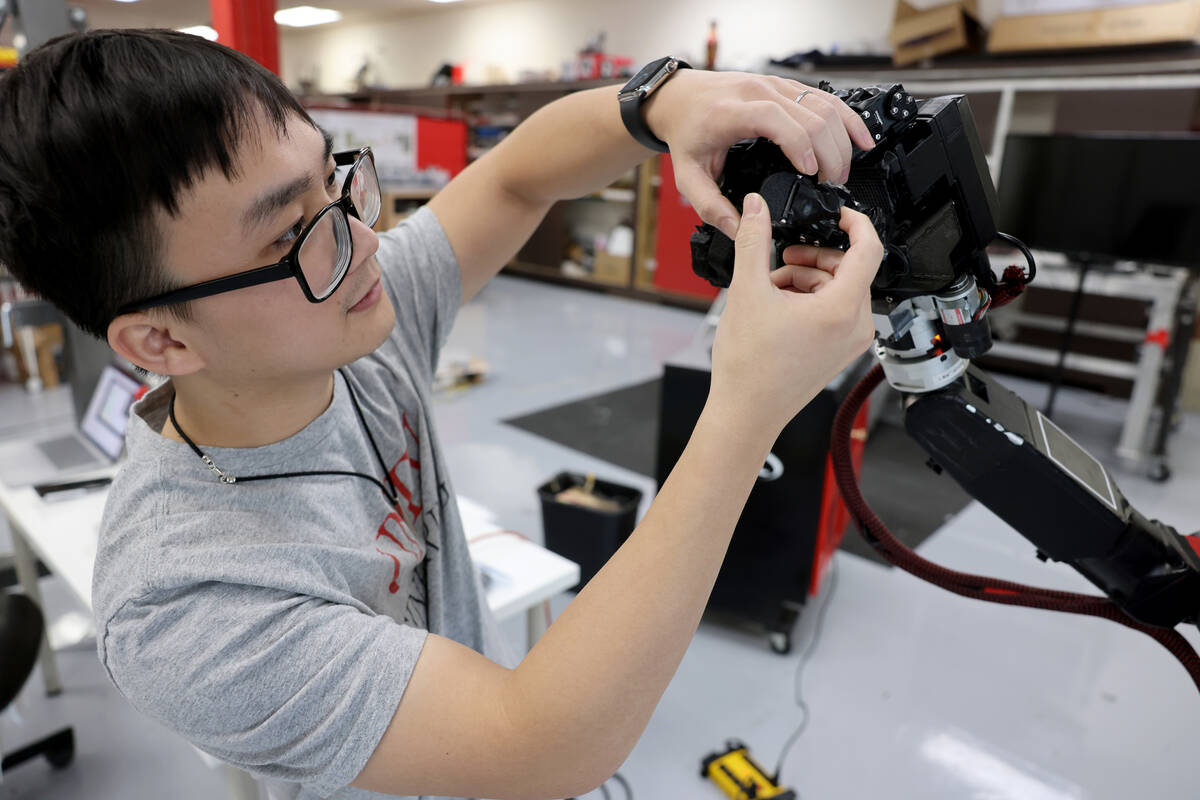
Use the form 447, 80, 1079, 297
643, 70, 876, 240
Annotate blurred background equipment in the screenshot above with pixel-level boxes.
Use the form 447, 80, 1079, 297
656, 334, 874, 654
997, 133, 1200, 268
5, 0, 74, 55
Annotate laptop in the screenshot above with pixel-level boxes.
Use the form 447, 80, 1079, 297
0, 364, 143, 489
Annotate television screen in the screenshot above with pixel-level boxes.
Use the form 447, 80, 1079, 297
996, 133, 1200, 269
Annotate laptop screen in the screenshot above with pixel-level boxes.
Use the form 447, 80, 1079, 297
79, 366, 142, 461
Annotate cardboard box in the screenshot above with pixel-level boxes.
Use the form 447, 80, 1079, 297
33, 324, 63, 389
989, 0, 1200, 52
10, 323, 63, 387
591, 252, 632, 286
890, 0, 985, 66
1002, 0, 1166, 15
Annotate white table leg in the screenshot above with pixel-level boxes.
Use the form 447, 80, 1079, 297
222, 764, 261, 800
8, 522, 62, 696
526, 601, 549, 649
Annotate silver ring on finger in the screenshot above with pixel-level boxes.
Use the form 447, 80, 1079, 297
794, 89, 812, 104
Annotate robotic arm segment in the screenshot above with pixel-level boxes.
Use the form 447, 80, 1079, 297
905, 365, 1200, 628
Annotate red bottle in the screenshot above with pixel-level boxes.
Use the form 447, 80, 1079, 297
705, 20, 718, 70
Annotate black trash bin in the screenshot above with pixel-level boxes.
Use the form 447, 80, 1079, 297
537, 471, 643, 592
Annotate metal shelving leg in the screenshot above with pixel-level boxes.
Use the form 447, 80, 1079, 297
1044, 260, 1091, 419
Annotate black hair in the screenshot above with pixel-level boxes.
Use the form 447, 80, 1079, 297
0, 29, 315, 338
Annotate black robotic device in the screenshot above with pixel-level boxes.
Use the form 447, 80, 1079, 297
692, 86, 994, 293
693, 83, 1001, 366
685, 83, 1200, 632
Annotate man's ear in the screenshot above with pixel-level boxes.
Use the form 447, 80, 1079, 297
107, 313, 206, 376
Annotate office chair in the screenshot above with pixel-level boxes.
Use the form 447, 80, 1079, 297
0, 592, 74, 774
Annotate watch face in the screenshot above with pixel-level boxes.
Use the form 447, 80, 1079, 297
624, 57, 671, 94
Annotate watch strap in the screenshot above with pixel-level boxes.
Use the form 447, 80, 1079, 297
621, 91, 670, 152
619, 58, 691, 153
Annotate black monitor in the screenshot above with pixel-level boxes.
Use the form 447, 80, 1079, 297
996, 132, 1200, 269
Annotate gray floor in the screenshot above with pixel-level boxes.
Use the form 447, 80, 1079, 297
3, 274, 1200, 798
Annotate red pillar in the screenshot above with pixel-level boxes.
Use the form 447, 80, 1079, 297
210, 0, 279, 75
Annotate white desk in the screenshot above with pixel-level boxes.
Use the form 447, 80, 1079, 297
0, 480, 578, 798
456, 495, 579, 644
0, 481, 578, 684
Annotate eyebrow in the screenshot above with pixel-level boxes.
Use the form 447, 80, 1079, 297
241, 128, 335, 234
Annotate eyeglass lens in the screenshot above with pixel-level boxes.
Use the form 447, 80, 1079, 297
297, 154, 381, 300
298, 209, 353, 299
351, 156, 382, 229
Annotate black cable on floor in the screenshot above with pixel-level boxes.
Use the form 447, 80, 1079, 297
773, 556, 840, 787
611, 771, 633, 800
568, 772, 631, 800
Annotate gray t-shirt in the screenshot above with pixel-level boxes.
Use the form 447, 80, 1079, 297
93, 208, 507, 800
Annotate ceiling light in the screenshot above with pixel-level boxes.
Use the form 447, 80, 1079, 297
427, 0, 465, 3
178, 25, 218, 41
111, 1, 142, 4
274, 6, 342, 27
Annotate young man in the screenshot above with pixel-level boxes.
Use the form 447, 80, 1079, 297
0, 30, 882, 800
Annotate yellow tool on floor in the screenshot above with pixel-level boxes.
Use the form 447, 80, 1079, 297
701, 740, 796, 800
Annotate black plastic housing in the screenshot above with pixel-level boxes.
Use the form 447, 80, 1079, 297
691, 85, 1001, 303
905, 365, 1200, 627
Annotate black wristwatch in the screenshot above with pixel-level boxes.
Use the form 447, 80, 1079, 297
618, 57, 691, 153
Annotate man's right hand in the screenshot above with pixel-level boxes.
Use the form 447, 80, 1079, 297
708, 193, 883, 439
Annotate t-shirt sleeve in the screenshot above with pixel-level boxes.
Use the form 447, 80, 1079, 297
100, 582, 427, 797
375, 205, 463, 373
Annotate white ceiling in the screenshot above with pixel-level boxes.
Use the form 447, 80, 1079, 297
69, 0, 504, 31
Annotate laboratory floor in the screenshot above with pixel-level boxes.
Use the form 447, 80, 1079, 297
3, 274, 1199, 799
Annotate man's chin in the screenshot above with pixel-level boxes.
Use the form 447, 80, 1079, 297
345, 287, 396, 364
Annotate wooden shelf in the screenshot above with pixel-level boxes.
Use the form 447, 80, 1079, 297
503, 261, 710, 312
581, 187, 636, 203
767, 45, 1200, 185
769, 43, 1200, 84
301, 96, 466, 120
343, 78, 622, 103
381, 186, 440, 200
505, 260, 624, 290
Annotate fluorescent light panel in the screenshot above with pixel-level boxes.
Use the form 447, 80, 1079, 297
178, 25, 219, 41
275, 6, 343, 27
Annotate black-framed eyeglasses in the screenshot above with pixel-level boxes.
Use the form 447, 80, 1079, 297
116, 147, 381, 316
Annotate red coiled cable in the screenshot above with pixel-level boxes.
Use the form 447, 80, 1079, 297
830, 363, 1200, 694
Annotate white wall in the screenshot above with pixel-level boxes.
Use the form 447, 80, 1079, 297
280, 0, 947, 94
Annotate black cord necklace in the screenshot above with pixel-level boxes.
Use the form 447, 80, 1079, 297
168, 369, 399, 505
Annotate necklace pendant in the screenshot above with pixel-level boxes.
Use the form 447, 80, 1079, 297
201, 454, 237, 484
